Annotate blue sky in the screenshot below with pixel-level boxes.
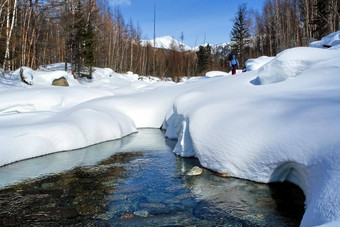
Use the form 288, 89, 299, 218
110, 0, 266, 47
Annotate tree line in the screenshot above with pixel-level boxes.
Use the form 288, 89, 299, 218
0, 0, 200, 79
231, 0, 340, 67
0, 0, 339, 79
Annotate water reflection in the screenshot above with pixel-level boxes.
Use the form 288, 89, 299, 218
0, 139, 122, 188
0, 129, 172, 188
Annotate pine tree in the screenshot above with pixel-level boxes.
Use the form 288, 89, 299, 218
230, 4, 250, 65
69, 0, 96, 78
83, 21, 96, 78
196, 44, 212, 74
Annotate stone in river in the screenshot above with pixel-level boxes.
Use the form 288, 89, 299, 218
186, 166, 203, 176
134, 210, 149, 217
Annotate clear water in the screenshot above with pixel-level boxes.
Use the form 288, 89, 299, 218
0, 129, 302, 226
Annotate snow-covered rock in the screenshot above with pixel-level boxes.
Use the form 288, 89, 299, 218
11, 67, 78, 86
12, 67, 34, 84
310, 30, 340, 49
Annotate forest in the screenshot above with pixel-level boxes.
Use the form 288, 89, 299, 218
0, 0, 339, 80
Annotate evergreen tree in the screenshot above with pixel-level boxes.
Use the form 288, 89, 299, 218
230, 4, 250, 65
83, 21, 96, 78
196, 44, 212, 74
68, 0, 96, 78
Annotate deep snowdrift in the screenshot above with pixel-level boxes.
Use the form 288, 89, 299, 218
1, 33, 340, 226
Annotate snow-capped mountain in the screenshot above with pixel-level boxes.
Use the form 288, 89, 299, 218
141, 36, 191, 51
193, 41, 235, 51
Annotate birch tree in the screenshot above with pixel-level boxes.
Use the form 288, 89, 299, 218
2, 0, 17, 70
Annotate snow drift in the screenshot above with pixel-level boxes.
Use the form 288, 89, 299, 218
245, 56, 274, 71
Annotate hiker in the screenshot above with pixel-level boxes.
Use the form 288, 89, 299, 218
229, 55, 239, 75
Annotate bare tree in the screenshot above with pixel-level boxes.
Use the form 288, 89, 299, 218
2, 0, 18, 70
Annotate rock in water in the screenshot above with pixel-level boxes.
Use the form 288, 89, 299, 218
187, 166, 203, 176
134, 210, 149, 217
215, 172, 231, 178
52, 77, 69, 86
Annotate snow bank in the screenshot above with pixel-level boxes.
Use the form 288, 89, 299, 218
11, 66, 79, 86
245, 56, 274, 71
251, 47, 340, 85
310, 30, 340, 48
0, 105, 136, 166
205, 71, 229, 78
163, 46, 340, 226
0, 87, 114, 114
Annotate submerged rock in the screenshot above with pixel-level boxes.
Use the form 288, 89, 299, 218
215, 172, 231, 178
120, 214, 134, 219
187, 166, 203, 176
134, 210, 149, 217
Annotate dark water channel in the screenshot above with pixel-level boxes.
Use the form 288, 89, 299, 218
0, 129, 303, 226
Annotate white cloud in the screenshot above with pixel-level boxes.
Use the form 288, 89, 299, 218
109, 0, 131, 6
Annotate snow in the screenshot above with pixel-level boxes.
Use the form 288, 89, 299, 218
141, 36, 191, 50
1, 33, 340, 226
245, 56, 274, 71
310, 30, 340, 49
11, 66, 79, 86
251, 47, 339, 85
205, 71, 229, 77
163, 46, 340, 226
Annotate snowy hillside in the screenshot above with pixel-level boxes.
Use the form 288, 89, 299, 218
141, 36, 191, 50
1, 32, 340, 226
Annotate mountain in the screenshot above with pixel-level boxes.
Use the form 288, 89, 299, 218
141, 36, 191, 51
193, 42, 233, 51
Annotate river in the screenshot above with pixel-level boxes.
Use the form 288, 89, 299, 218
0, 129, 304, 226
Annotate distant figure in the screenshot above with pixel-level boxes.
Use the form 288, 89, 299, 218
229, 55, 239, 75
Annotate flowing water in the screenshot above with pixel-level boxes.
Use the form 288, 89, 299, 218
0, 129, 303, 226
